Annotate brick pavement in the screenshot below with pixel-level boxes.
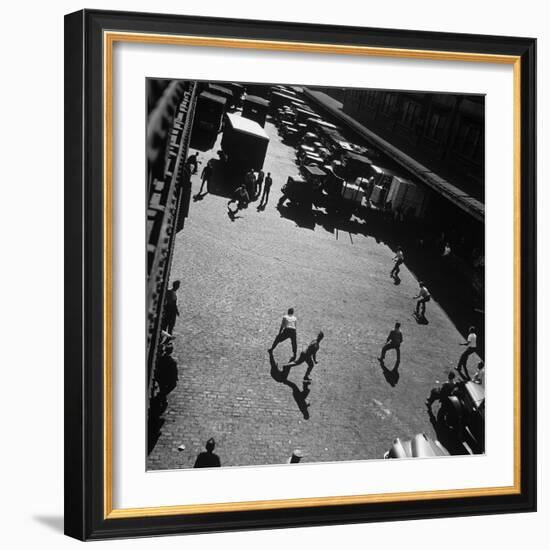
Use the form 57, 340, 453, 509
147, 115, 480, 470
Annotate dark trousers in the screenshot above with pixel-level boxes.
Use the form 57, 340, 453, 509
270, 328, 297, 357
162, 307, 177, 335
260, 185, 271, 207
289, 351, 315, 379
390, 259, 403, 277
416, 295, 431, 315
457, 347, 477, 379
381, 343, 400, 362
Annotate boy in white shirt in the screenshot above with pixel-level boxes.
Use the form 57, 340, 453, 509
390, 247, 404, 278
413, 281, 431, 317
269, 308, 298, 360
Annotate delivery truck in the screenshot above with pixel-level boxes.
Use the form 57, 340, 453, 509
221, 113, 270, 171
367, 165, 430, 218
194, 91, 227, 133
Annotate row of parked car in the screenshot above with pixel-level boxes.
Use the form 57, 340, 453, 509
270, 88, 432, 221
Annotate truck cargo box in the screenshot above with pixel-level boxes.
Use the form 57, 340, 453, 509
370, 184, 386, 205
221, 113, 270, 171
387, 177, 430, 218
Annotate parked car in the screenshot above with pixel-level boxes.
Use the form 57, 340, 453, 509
278, 175, 320, 210
384, 433, 449, 459
437, 380, 485, 453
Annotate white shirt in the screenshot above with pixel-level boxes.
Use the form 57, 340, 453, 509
467, 333, 477, 348
282, 314, 297, 330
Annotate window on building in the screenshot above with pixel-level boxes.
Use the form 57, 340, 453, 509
425, 111, 445, 140
401, 100, 420, 127
381, 93, 397, 115
454, 121, 483, 161
365, 90, 377, 107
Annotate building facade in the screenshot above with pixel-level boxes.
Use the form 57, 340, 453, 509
341, 89, 485, 201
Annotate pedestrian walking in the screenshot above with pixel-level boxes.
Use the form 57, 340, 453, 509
161, 280, 180, 335
284, 331, 324, 382
193, 438, 221, 468
258, 172, 273, 210
390, 247, 404, 278
413, 281, 431, 317
269, 308, 298, 360
456, 326, 478, 380
379, 322, 403, 363
195, 159, 213, 197
255, 169, 265, 199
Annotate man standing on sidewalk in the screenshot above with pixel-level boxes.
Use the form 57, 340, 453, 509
255, 169, 265, 199
456, 326, 478, 380
258, 172, 273, 211
269, 307, 298, 360
195, 159, 213, 198
379, 322, 403, 364
161, 280, 181, 335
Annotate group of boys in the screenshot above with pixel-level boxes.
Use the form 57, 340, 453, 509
228, 169, 273, 215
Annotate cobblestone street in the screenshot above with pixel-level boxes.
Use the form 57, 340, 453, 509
147, 116, 477, 470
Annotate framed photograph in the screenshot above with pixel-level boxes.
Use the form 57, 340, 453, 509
64, 9, 536, 540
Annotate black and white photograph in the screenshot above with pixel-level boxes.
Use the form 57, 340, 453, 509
145, 79, 485, 470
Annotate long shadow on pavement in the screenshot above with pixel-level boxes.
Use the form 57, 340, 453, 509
378, 356, 401, 387
147, 352, 179, 454
268, 351, 311, 420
